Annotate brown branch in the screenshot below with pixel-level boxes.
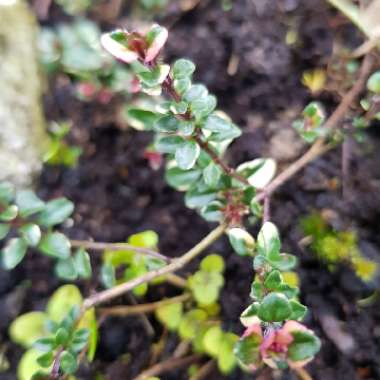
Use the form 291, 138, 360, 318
166, 273, 187, 288
132, 354, 201, 380
83, 223, 227, 309
70, 239, 172, 263
99, 293, 191, 318
189, 360, 216, 380
294, 367, 314, 380
263, 193, 271, 224
50, 347, 64, 379
323, 54, 375, 130
193, 134, 250, 185
126, 293, 155, 337
256, 139, 331, 201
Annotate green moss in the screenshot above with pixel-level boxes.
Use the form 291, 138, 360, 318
300, 212, 378, 282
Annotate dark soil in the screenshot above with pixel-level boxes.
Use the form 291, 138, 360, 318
1, 0, 380, 379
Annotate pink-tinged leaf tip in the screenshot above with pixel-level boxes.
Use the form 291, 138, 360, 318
101, 32, 139, 63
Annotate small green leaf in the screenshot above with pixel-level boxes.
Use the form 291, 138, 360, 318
60, 306, 80, 332
185, 188, 217, 209
39, 232, 71, 259
139, 64, 170, 88
257, 292, 292, 322
9, 312, 48, 348
155, 135, 184, 154
101, 263, 116, 289
183, 84, 208, 102
124, 263, 148, 297
175, 140, 200, 170
18, 349, 49, 380
174, 77, 191, 95
240, 303, 260, 327
19, 224, 41, 247
203, 114, 233, 133
129, 230, 159, 249
74, 248, 92, 279
0, 182, 15, 204
55, 258, 78, 280
289, 300, 307, 321
218, 332, 238, 374
55, 327, 69, 346
288, 331, 321, 361
189, 271, 224, 305
178, 120, 195, 136
154, 115, 179, 133
15, 190, 45, 218
60, 350, 78, 374
203, 325, 223, 357
165, 166, 201, 191
250, 281, 264, 301
70, 328, 90, 353
257, 222, 281, 258
170, 101, 188, 115
77, 308, 97, 361
1, 238, 27, 269
0, 223, 10, 240
235, 158, 276, 189
268, 253, 297, 271
37, 198, 74, 227
228, 227, 255, 256
127, 109, 159, 131
155, 302, 183, 331
173, 59, 196, 79
234, 333, 261, 367
34, 337, 56, 352
191, 95, 217, 120
200, 254, 225, 273
203, 162, 222, 188
367, 71, 380, 93
47, 285, 83, 323
0, 205, 18, 222
200, 200, 224, 222
264, 270, 283, 290
178, 309, 208, 340
36, 351, 54, 368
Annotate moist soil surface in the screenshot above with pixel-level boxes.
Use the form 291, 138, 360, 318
1, 1, 380, 379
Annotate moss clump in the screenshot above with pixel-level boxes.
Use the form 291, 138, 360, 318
301, 212, 378, 282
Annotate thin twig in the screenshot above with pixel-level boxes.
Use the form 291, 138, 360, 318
70, 239, 171, 263
189, 360, 216, 380
83, 223, 227, 309
173, 340, 190, 358
294, 366, 314, 380
263, 193, 271, 224
50, 347, 64, 379
132, 354, 200, 380
323, 54, 375, 130
193, 134, 250, 185
166, 273, 188, 288
256, 139, 331, 201
126, 293, 155, 337
99, 293, 191, 318
341, 130, 352, 200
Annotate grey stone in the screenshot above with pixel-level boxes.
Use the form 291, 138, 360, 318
0, 0, 47, 187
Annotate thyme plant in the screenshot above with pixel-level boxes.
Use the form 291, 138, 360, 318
2, 20, 379, 379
